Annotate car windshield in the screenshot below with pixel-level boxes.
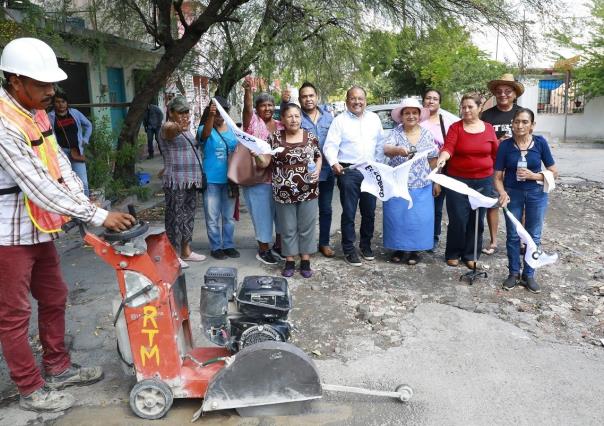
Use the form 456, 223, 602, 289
374, 109, 396, 130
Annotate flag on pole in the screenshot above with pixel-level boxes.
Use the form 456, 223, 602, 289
427, 170, 498, 209
351, 150, 431, 208
504, 208, 558, 268
213, 97, 281, 155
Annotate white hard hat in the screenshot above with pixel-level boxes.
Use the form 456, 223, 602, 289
0, 38, 67, 83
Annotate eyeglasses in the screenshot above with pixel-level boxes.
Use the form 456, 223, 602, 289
424, 96, 440, 101
495, 89, 514, 96
347, 97, 365, 102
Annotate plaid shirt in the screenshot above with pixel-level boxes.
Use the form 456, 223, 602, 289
0, 88, 107, 246
158, 127, 203, 190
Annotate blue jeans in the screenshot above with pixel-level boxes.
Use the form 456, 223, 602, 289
241, 183, 275, 244
203, 183, 236, 251
444, 176, 493, 262
504, 187, 548, 278
336, 169, 376, 254
62, 148, 89, 196
318, 173, 335, 247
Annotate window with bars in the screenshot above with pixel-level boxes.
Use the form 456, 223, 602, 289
537, 79, 585, 114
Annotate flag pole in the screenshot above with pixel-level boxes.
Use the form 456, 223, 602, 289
460, 208, 488, 285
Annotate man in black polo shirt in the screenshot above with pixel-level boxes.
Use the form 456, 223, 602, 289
481, 73, 525, 255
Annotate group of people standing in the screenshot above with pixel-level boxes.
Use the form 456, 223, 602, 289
158, 73, 558, 293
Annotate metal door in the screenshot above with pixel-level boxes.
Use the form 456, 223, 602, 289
106, 67, 127, 133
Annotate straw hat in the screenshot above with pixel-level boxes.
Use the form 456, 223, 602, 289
487, 73, 525, 97
391, 98, 423, 123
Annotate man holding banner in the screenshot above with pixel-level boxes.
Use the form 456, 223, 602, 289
323, 86, 384, 266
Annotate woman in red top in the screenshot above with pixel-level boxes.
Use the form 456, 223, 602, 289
436, 94, 498, 268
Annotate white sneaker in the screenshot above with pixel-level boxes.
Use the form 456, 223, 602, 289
182, 251, 206, 262
178, 258, 190, 269
20, 385, 75, 412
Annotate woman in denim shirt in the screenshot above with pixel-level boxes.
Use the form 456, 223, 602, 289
494, 108, 558, 294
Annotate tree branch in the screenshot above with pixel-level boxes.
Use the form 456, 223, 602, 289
173, 0, 189, 30
122, 0, 157, 39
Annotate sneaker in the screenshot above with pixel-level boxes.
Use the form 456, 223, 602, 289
20, 385, 75, 412
223, 248, 240, 258
360, 247, 375, 261
300, 260, 313, 278
182, 251, 206, 262
210, 249, 227, 260
46, 363, 104, 390
271, 246, 285, 261
502, 274, 519, 291
522, 276, 541, 294
282, 260, 295, 277
256, 250, 278, 265
178, 258, 189, 269
344, 252, 362, 266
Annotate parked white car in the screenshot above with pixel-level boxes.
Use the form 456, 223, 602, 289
367, 104, 397, 137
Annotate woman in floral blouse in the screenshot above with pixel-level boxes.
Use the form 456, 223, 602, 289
383, 98, 438, 265
256, 103, 322, 278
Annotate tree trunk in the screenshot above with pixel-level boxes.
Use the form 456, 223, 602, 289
113, 34, 200, 182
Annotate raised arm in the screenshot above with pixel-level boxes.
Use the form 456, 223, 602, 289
242, 80, 253, 130
199, 102, 216, 142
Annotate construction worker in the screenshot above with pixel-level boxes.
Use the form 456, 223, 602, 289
0, 38, 135, 412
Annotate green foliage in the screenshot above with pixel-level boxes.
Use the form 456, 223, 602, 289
550, 0, 604, 99
572, 0, 604, 98
86, 116, 115, 191
86, 116, 148, 201
359, 23, 508, 109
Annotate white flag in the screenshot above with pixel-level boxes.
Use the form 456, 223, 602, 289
213, 98, 280, 155
352, 161, 403, 202
427, 171, 498, 209
351, 150, 431, 208
504, 209, 558, 268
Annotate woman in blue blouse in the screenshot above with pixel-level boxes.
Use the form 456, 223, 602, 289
197, 97, 240, 260
383, 98, 438, 265
494, 108, 558, 293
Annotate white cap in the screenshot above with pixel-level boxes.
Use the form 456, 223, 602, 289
0, 38, 67, 83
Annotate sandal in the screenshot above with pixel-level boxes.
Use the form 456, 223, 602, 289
481, 244, 497, 255
407, 252, 420, 265
390, 251, 403, 263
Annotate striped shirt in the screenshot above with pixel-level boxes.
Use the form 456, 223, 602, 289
0, 88, 107, 246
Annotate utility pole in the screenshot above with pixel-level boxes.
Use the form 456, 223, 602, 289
495, 24, 500, 61
520, 10, 526, 75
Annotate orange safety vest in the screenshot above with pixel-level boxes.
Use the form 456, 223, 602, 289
0, 97, 70, 233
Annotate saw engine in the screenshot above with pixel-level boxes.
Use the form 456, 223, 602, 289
200, 268, 292, 351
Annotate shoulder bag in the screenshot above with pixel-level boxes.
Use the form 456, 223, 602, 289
227, 143, 271, 186
215, 130, 239, 198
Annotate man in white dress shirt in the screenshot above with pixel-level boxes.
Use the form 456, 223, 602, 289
323, 86, 384, 266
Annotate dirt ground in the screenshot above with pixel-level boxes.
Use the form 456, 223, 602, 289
288, 178, 604, 358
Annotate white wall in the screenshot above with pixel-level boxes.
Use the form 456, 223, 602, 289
54, 41, 159, 124
519, 83, 604, 141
